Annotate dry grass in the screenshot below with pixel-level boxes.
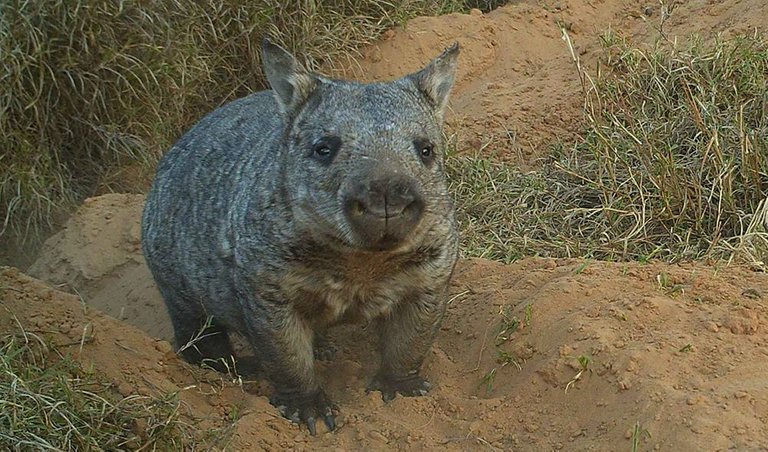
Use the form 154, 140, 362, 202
449, 32, 768, 267
0, 318, 237, 450
0, 0, 505, 244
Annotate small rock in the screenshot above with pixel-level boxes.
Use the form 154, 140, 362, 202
705, 321, 719, 333
154, 340, 173, 354
132, 418, 148, 438
369, 431, 388, 443
734, 391, 749, 399
116, 382, 133, 397
469, 8, 483, 16
618, 378, 632, 390
524, 423, 539, 433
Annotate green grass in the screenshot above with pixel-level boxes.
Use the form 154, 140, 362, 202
0, 318, 236, 450
449, 32, 768, 267
0, 0, 505, 244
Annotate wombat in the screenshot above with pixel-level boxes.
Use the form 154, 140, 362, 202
141, 38, 460, 435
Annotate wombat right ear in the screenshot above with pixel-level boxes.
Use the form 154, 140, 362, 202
407, 42, 460, 119
261, 38, 318, 117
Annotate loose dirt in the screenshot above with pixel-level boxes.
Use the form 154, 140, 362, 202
4, 0, 768, 449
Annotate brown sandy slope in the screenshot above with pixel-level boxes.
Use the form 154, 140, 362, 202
335, 0, 768, 167
15, 194, 768, 450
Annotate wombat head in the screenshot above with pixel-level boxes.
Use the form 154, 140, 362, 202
263, 39, 459, 252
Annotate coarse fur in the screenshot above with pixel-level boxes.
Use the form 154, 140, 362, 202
141, 38, 460, 435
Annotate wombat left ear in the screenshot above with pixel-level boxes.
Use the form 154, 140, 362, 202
406, 42, 460, 118
261, 37, 319, 117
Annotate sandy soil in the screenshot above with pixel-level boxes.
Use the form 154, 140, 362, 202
5, 0, 768, 449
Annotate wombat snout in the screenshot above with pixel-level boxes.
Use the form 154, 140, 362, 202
343, 171, 424, 249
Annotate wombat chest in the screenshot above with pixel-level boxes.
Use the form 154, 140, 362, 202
281, 260, 429, 326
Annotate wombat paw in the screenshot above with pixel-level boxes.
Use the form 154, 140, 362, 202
367, 373, 433, 402
313, 337, 338, 361
270, 389, 338, 436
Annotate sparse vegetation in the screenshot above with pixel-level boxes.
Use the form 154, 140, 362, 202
450, 33, 768, 267
631, 421, 652, 452
523, 303, 533, 327
495, 306, 521, 345
565, 355, 592, 393
480, 304, 527, 393
0, 318, 237, 450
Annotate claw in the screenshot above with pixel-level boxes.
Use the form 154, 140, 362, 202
270, 389, 338, 435
306, 417, 317, 436
382, 390, 396, 402
368, 372, 432, 401
324, 414, 336, 431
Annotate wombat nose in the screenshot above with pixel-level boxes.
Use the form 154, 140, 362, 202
348, 176, 422, 218
343, 174, 425, 249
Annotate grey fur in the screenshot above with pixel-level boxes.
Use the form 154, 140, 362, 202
141, 38, 460, 434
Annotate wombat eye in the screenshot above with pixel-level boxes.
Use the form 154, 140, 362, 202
414, 138, 435, 165
314, 144, 331, 157
310, 136, 341, 163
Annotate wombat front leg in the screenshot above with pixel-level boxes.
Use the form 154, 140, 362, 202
368, 290, 447, 401
244, 306, 337, 435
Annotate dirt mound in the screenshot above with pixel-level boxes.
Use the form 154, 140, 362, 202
28, 193, 173, 342
17, 195, 768, 449
337, 0, 768, 167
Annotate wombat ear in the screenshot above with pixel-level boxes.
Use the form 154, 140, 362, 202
407, 42, 460, 118
261, 37, 318, 117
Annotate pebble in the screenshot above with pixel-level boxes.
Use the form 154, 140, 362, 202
369, 431, 389, 443
154, 340, 173, 354
116, 382, 133, 397
524, 423, 539, 433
